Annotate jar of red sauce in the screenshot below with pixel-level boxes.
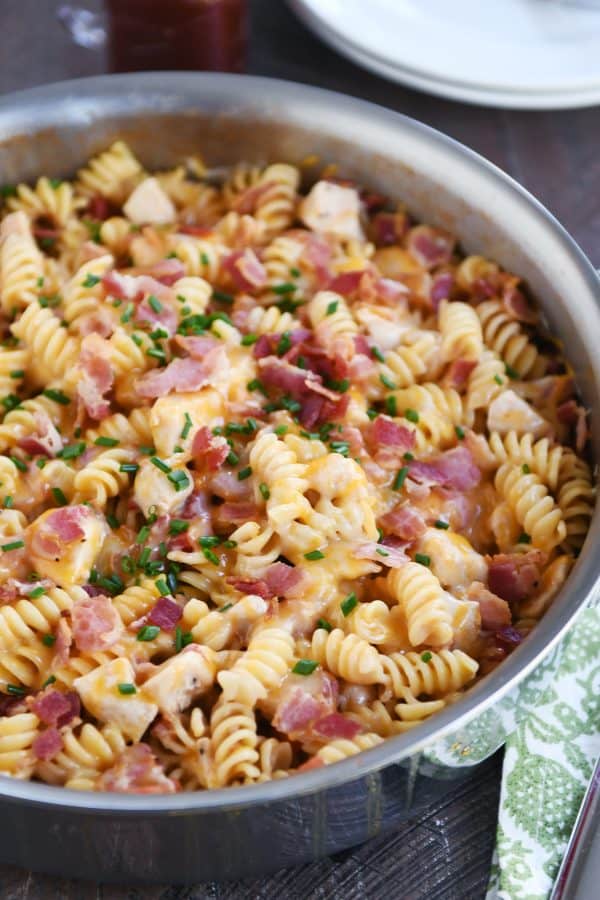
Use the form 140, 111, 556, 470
104, 0, 247, 73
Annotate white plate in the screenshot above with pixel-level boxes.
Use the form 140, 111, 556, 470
289, 0, 600, 108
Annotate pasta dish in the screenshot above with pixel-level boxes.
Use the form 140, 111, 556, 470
0, 143, 594, 792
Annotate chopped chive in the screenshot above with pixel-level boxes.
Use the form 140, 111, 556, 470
49, 178, 62, 189
146, 347, 166, 360
247, 378, 266, 395
455, 425, 465, 440
28, 586, 45, 599
367, 408, 378, 421
304, 550, 325, 561
226, 450, 239, 466
119, 463, 139, 473
150, 456, 171, 474
1, 540, 24, 551
9, 456, 27, 472
202, 548, 220, 566
241, 333, 258, 346
137, 625, 160, 642
494, 374, 504, 385
434, 519, 450, 529
237, 466, 252, 481
139, 445, 155, 455
94, 436, 119, 447
42, 634, 56, 647
6, 684, 26, 696
379, 373, 396, 390
200, 252, 210, 266
43, 389, 70, 405
274, 425, 288, 435
168, 519, 189, 536
293, 659, 319, 676
212, 290, 234, 304
120, 302, 135, 324
326, 378, 350, 393
273, 282, 296, 295
376, 547, 389, 557
415, 553, 431, 567
222, 539, 237, 549
42, 675, 56, 688
3, 496, 13, 508
385, 396, 397, 417
403, 452, 414, 461
259, 482, 270, 501
371, 346, 385, 363
393, 466, 409, 491
148, 294, 163, 314
404, 408, 419, 424
117, 683, 137, 695
198, 536, 220, 548
276, 331, 291, 356
175, 626, 193, 652
9, 369, 24, 379
1, 395, 21, 412
329, 440, 350, 457
155, 577, 169, 596
505, 363, 519, 380
421, 651, 433, 663
518, 532, 532, 544
316, 618, 332, 633
168, 470, 190, 491
58, 442, 86, 460
82, 273, 101, 288
52, 487, 68, 506
136, 525, 151, 544
138, 547, 151, 569
219, 603, 233, 613
180, 412, 193, 440
325, 300, 338, 316
341, 592, 358, 617
106, 513, 120, 530
522, 463, 531, 474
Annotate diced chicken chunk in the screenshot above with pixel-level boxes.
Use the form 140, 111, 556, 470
133, 457, 193, 516
150, 388, 225, 459
123, 177, 176, 225
26, 505, 107, 585
487, 390, 549, 437
74, 658, 158, 742
0, 211, 32, 241
416, 528, 488, 591
142, 646, 217, 715
299, 180, 364, 241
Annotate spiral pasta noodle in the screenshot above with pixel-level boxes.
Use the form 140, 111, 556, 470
0, 143, 590, 789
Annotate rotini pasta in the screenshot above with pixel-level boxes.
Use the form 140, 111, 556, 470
0, 144, 590, 791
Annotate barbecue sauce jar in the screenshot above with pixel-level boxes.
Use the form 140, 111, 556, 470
105, 0, 248, 73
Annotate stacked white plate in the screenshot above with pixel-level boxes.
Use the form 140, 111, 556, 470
289, 0, 600, 108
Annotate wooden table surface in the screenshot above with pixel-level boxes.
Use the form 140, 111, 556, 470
1, 1, 598, 898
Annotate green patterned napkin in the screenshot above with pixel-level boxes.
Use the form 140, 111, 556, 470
486, 605, 600, 900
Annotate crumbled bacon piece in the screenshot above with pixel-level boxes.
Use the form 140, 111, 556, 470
136, 349, 225, 398
487, 551, 545, 605
148, 596, 183, 631
72, 595, 122, 652
379, 504, 426, 541
312, 713, 363, 740
406, 225, 455, 269
222, 248, 267, 291
467, 582, 511, 630
98, 745, 178, 794
409, 447, 481, 491
191, 427, 228, 471
30, 688, 80, 728
32, 728, 63, 761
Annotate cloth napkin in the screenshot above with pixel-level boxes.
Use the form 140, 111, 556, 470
486, 604, 600, 900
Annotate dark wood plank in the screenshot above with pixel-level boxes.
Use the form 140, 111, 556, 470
0, 1, 595, 897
